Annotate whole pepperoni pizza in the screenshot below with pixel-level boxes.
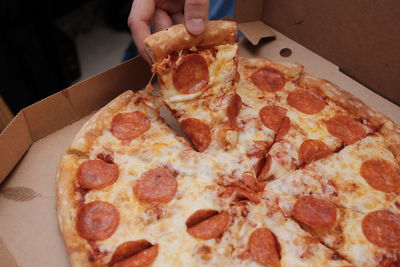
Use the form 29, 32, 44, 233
57, 21, 400, 267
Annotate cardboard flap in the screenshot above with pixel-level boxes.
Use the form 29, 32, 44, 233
238, 21, 275, 46
0, 113, 32, 184
234, 0, 264, 22
0, 56, 151, 183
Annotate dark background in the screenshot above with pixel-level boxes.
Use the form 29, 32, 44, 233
1, 0, 133, 115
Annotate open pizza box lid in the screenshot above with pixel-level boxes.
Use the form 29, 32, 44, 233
1, 2, 400, 266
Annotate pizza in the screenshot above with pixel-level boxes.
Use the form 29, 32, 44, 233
56, 20, 400, 267
145, 20, 239, 152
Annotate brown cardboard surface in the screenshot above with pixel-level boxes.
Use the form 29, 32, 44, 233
234, 0, 264, 22
0, 56, 151, 184
0, 24, 399, 267
0, 107, 180, 267
0, 113, 32, 183
0, 238, 17, 267
243, 0, 400, 105
237, 21, 275, 45
238, 31, 400, 124
0, 116, 90, 267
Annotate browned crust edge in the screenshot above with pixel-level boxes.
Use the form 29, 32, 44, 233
56, 154, 92, 267
144, 20, 237, 63
300, 72, 400, 164
57, 88, 167, 267
379, 120, 400, 165
238, 57, 304, 83
59, 90, 137, 267
68, 90, 134, 155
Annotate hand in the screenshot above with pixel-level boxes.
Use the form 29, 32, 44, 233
128, 0, 209, 64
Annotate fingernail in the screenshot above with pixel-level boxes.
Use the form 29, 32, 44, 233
187, 18, 205, 34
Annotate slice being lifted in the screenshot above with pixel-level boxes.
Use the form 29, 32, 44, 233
144, 21, 239, 152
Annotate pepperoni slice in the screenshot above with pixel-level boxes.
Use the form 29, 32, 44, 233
293, 196, 337, 230
220, 187, 261, 204
180, 118, 212, 152
299, 139, 332, 165
186, 210, 230, 240
77, 160, 119, 190
258, 154, 272, 181
275, 117, 290, 141
227, 94, 242, 129
111, 111, 151, 140
248, 228, 281, 267
362, 210, 400, 249
110, 240, 158, 267
172, 54, 209, 94
134, 167, 177, 203
247, 141, 272, 177
259, 105, 288, 132
250, 67, 286, 92
76, 201, 119, 241
186, 209, 218, 227
287, 89, 326, 114
242, 172, 266, 192
325, 115, 366, 145
234, 70, 241, 83
360, 159, 400, 193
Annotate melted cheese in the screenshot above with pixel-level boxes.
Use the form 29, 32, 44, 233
155, 44, 238, 152
63, 55, 399, 267
266, 135, 400, 266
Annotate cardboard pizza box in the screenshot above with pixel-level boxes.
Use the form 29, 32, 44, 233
1, 2, 400, 266
235, 0, 400, 106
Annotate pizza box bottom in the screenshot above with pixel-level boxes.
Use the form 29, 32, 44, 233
1, 28, 400, 267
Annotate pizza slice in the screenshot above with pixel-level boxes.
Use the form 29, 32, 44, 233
234, 58, 382, 181
235, 57, 304, 177
58, 90, 239, 266
267, 134, 400, 214
214, 198, 354, 266
265, 192, 400, 266
258, 73, 391, 180
144, 20, 239, 153
266, 126, 400, 266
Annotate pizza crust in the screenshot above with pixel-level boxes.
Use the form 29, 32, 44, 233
238, 57, 304, 82
59, 90, 148, 266
144, 20, 237, 63
68, 90, 134, 155
57, 20, 400, 264
56, 154, 93, 267
299, 72, 388, 129
57, 88, 176, 267
379, 120, 400, 165
300, 72, 400, 163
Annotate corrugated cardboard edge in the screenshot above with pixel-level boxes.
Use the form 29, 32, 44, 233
235, 0, 275, 45
0, 56, 150, 184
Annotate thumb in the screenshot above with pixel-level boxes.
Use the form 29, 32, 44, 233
184, 0, 209, 35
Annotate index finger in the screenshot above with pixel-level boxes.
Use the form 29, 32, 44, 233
127, 0, 156, 64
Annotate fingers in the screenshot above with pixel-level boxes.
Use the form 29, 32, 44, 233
151, 8, 173, 33
172, 12, 185, 24
128, 0, 209, 64
184, 0, 209, 35
127, 0, 155, 64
